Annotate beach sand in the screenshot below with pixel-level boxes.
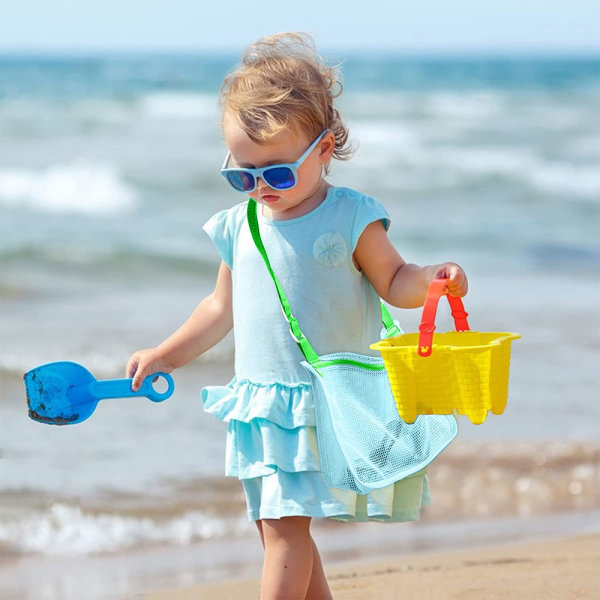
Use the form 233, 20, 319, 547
141, 532, 599, 600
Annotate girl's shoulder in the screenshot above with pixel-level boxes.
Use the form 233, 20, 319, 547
316, 186, 391, 252
203, 200, 249, 240
329, 186, 387, 212
328, 186, 390, 228
205, 200, 248, 227
202, 200, 249, 268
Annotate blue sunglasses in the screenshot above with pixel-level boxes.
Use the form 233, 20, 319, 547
220, 130, 328, 193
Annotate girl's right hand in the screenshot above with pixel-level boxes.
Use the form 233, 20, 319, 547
126, 348, 173, 392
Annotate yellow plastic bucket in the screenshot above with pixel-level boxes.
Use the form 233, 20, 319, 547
370, 279, 520, 425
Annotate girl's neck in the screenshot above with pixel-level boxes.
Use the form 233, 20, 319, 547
262, 179, 331, 221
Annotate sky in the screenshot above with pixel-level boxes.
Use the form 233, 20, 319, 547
1, 0, 599, 54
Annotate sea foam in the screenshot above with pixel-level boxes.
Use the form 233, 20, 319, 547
0, 160, 138, 215
0, 503, 250, 555
139, 92, 218, 120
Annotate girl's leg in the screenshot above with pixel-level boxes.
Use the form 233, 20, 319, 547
259, 517, 312, 599
305, 538, 332, 600
258, 516, 331, 600
259, 517, 324, 600
256, 519, 265, 547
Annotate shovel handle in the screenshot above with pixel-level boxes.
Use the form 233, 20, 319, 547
90, 373, 174, 402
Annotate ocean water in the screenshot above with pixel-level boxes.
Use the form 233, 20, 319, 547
1, 53, 599, 596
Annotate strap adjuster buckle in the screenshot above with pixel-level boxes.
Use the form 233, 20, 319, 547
287, 313, 304, 344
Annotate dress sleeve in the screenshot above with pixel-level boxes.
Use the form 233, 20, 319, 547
350, 195, 391, 251
202, 209, 235, 269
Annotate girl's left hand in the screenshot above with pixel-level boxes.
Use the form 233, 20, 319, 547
435, 263, 468, 297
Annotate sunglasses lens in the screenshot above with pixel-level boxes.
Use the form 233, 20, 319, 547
263, 167, 296, 190
227, 171, 255, 192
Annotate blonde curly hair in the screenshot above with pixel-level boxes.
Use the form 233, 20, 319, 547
220, 32, 352, 168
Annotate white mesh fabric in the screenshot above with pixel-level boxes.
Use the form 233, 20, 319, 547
303, 353, 458, 494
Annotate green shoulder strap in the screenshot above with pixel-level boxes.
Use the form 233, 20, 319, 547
246, 199, 400, 367
246, 199, 320, 365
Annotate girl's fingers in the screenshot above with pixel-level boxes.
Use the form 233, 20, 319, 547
449, 272, 468, 296
131, 368, 147, 392
439, 263, 468, 297
125, 361, 136, 379
126, 354, 147, 390
126, 349, 169, 391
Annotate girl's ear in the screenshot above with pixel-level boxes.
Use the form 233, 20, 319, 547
318, 131, 336, 164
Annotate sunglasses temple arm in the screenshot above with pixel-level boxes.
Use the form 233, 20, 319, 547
221, 152, 231, 170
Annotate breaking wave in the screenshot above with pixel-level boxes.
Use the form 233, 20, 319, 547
0, 160, 138, 215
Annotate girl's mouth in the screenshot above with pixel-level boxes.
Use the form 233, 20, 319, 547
261, 194, 279, 204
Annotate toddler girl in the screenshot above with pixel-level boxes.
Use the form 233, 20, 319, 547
127, 32, 468, 600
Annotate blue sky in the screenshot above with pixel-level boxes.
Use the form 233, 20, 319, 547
2, 0, 599, 53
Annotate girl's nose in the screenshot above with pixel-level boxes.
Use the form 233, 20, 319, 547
256, 177, 271, 191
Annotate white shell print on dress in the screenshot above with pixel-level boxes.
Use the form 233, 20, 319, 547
313, 232, 348, 267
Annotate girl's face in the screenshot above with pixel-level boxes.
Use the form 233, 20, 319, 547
222, 111, 335, 220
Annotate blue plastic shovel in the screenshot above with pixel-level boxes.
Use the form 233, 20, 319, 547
24, 361, 174, 425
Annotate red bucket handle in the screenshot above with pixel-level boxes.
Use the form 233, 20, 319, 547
418, 278, 470, 357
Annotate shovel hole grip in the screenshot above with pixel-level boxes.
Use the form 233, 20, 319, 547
143, 372, 175, 402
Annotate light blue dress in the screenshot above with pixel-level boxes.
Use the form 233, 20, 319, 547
202, 186, 431, 522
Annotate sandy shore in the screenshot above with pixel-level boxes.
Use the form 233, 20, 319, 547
141, 532, 599, 600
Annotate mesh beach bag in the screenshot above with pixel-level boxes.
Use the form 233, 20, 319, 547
370, 278, 521, 425
247, 200, 457, 494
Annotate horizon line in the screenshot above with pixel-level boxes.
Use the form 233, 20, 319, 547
1, 45, 600, 59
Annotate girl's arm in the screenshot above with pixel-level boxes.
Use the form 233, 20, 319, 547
353, 220, 468, 308
126, 261, 233, 390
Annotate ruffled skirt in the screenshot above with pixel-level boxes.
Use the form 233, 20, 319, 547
202, 377, 432, 522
